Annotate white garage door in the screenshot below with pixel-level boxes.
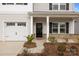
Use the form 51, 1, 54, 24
4, 22, 27, 41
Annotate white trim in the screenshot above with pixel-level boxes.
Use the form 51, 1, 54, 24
58, 3, 60, 11
58, 22, 60, 34
72, 20, 75, 34
2, 20, 5, 41
46, 16, 49, 40
31, 16, 33, 34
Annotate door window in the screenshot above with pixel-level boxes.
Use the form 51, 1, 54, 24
5, 22, 15, 26
17, 22, 26, 27
5, 22, 26, 27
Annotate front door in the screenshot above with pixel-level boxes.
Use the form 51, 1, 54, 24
36, 23, 42, 37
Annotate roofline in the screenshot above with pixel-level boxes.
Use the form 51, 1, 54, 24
28, 11, 79, 18
28, 11, 79, 15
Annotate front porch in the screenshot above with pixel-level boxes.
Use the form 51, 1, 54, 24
30, 11, 79, 42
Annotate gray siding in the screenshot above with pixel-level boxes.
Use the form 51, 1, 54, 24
74, 20, 79, 34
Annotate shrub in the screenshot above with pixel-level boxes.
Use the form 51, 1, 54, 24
77, 38, 79, 43
57, 43, 66, 56
57, 44, 66, 52
26, 34, 34, 43
48, 36, 57, 44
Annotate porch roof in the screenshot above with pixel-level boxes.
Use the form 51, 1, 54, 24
28, 11, 79, 18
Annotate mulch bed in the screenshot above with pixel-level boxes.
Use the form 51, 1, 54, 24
17, 43, 79, 56
43, 43, 79, 56
23, 42, 36, 48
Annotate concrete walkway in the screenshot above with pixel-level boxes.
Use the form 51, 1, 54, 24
26, 39, 45, 53
0, 41, 24, 56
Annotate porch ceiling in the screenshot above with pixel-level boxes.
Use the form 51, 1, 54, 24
28, 11, 79, 18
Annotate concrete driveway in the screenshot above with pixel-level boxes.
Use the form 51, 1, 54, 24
0, 41, 24, 56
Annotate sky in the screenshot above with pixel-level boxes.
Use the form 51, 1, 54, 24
74, 3, 79, 12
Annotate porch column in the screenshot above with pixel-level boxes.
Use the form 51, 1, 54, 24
72, 20, 75, 34
31, 16, 33, 34
46, 16, 49, 41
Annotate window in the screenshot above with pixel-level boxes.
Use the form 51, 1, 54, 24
7, 3, 14, 5
16, 3, 28, 5
17, 22, 26, 27
2, 3, 28, 5
24, 3, 28, 5
52, 3, 58, 10
60, 3, 66, 10
49, 3, 68, 10
2, 3, 6, 5
16, 3, 24, 5
49, 22, 68, 34
5, 22, 26, 27
6, 22, 15, 26
2, 3, 14, 5
60, 23, 66, 33
52, 23, 58, 33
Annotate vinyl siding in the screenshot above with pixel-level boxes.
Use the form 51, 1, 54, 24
33, 3, 74, 11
